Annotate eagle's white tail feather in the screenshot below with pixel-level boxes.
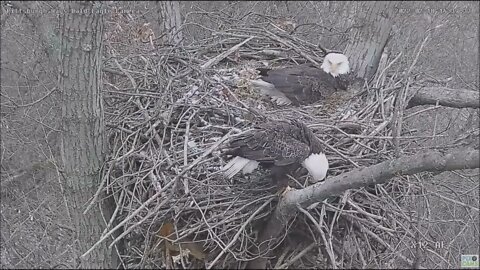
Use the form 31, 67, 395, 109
250, 79, 292, 105
242, 159, 259, 174
271, 95, 292, 106
250, 79, 276, 96
222, 156, 259, 179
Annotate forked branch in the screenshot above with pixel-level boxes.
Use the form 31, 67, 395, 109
247, 148, 479, 269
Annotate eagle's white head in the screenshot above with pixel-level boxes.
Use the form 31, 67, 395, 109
321, 53, 350, 77
302, 153, 329, 183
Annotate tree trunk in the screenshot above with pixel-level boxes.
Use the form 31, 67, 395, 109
344, 1, 397, 81
59, 2, 118, 268
157, 1, 183, 45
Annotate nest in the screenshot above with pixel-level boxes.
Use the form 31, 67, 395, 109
101, 18, 428, 269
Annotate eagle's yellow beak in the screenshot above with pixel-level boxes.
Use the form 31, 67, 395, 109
330, 63, 338, 73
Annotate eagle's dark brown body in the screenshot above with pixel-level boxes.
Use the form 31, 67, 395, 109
223, 119, 326, 188
255, 63, 350, 106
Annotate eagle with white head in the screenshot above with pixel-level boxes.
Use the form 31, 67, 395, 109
221, 119, 329, 190
250, 53, 351, 106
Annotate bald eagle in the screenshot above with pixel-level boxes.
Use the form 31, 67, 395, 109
221, 120, 329, 189
250, 53, 350, 106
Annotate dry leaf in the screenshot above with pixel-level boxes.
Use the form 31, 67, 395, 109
135, 23, 154, 43
157, 222, 207, 262
158, 222, 175, 239
180, 242, 206, 260
158, 222, 179, 256
274, 17, 297, 32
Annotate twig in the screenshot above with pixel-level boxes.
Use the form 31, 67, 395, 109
207, 197, 275, 269
297, 205, 337, 269
278, 242, 316, 269
427, 191, 479, 212
0, 87, 58, 108
80, 130, 234, 259
359, 223, 422, 268
83, 164, 109, 215
201, 36, 255, 69
248, 148, 479, 268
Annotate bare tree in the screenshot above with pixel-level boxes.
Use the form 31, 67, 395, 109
344, 1, 397, 80
58, 2, 118, 268
157, 1, 183, 44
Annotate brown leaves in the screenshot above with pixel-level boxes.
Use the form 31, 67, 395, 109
159, 222, 175, 237
273, 17, 297, 33
157, 222, 207, 266
135, 23, 155, 43
179, 242, 206, 261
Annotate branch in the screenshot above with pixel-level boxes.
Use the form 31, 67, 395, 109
247, 148, 479, 269
201, 36, 254, 70
408, 87, 479, 109
8, 1, 60, 60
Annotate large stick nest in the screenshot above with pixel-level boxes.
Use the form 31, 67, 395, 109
101, 14, 431, 269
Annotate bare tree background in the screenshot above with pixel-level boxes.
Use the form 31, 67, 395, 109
1, 1, 478, 269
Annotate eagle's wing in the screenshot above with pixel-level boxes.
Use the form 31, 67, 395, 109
258, 64, 342, 105
258, 64, 314, 93
226, 121, 311, 166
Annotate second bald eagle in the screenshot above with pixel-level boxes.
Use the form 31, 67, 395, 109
250, 53, 351, 106
221, 119, 328, 189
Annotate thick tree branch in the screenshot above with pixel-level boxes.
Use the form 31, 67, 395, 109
408, 87, 479, 109
247, 148, 479, 269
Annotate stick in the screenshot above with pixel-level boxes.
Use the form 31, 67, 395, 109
207, 197, 275, 269
297, 205, 337, 269
277, 242, 316, 269
201, 36, 255, 69
247, 148, 479, 269
80, 130, 234, 259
